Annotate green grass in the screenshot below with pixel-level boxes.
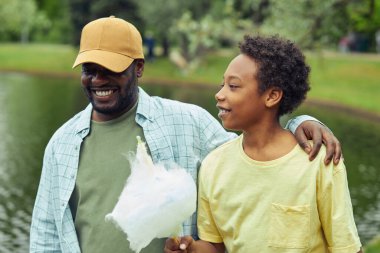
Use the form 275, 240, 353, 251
306, 51, 380, 114
365, 235, 380, 253
0, 43, 79, 74
0, 43, 379, 115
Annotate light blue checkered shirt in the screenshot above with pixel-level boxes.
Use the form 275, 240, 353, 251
30, 87, 237, 252
30, 87, 313, 252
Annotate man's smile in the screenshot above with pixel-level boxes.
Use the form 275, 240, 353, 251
94, 90, 115, 97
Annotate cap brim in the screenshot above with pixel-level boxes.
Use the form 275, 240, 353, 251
72, 49, 134, 73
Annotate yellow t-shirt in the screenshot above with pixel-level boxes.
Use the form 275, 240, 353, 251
197, 135, 361, 253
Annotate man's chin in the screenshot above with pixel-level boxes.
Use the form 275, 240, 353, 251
93, 107, 120, 115
92, 102, 121, 115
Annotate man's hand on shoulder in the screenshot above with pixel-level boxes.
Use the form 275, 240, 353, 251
295, 120, 342, 165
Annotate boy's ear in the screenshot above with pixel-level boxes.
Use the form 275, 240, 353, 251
264, 87, 283, 108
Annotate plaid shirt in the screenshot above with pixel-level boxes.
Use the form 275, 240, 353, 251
30, 87, 311, 252
30, 87, 237, 252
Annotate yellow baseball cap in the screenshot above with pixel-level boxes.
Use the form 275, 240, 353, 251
72, 16, 144, 73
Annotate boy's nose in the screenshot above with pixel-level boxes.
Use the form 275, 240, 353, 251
215, 89, 225, 101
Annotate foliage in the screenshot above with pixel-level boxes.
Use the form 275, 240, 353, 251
233, 0, 379, 51
1, 43, 379, 116
68, 0, 142, 45
258, 0, 348, 48
168, 0, 253, 73
133, 0, 184, 57
33, 0, 73, 43
348, 0, 380, 33
347, 0, 380, 50
0, 0, 49, 42
232, 0, 270, 25
1, 0, 379, 54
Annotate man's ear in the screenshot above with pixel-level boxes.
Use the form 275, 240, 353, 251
135, 59, 145, 78
265, 87, 283, 108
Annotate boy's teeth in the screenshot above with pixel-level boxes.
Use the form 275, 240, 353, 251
95, 90, 113, 96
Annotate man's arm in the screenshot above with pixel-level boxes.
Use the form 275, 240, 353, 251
30, 145, 61, 252
285, 115, 342, 165
201, 111, 342, 165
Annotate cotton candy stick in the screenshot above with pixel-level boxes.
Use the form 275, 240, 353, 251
105, 136, 197, 253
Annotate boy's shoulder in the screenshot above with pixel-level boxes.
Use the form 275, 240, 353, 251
302, 141, 345, 175
203, 135, 240, 160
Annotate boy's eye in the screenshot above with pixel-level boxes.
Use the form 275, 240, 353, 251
228, 84, 238, 89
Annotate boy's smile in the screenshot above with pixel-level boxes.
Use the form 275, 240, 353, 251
217, 106, 231, 119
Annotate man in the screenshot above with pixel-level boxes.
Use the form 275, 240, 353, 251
30, 16, 341, 253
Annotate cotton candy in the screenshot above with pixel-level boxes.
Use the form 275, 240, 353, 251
105, 136, 197, 253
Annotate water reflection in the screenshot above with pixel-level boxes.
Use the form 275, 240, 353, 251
0, 73, 85, 252
0, 73, 379, 252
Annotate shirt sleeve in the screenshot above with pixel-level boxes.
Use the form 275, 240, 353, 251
197, 162, 224, 243
317, 161, 362, 253
197, 108, 236, 160
284, 115, 324, 134
30, 142, 62, 252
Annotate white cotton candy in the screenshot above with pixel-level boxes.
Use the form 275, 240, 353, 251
105, 136, 197, 253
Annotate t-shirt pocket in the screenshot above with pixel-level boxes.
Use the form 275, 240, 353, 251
267, 203, 310, 249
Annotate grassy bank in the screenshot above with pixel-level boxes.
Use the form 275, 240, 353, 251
0, 43, 379, 115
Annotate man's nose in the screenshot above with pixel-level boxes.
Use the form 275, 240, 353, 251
92, 71, 109, 85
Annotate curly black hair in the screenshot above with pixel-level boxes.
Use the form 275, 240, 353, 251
239, 35, 310, 116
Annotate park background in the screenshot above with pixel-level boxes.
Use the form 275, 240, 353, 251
0, 0, 380, 252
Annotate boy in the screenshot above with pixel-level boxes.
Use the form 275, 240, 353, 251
165, 35, 362, 253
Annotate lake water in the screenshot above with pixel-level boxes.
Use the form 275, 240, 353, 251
1, 73, 379, 252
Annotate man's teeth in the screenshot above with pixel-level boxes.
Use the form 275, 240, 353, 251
95, 90, 113, 97
220, 109, 229, 113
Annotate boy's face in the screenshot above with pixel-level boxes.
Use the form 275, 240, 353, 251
216, 54, 266, 131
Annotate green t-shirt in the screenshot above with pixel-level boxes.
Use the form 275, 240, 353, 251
69, 103, 165, 253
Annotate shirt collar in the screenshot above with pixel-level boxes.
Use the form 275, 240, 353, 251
74, 103, 92, 136
136, 87, 155, 122
74, 87, 154, 136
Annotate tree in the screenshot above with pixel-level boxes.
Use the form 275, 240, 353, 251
258, 0, 346, 48
247, 0, 379, 51
68, 0, 142, 45
33, 0, 73, 43
135, 0, 253, 72
347, 0, 380, 51
232, 0, 270, 25
0, 0, 41, 42
171, 0, 253, 72
134, 0, 185, 57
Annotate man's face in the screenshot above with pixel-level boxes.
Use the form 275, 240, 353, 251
81, 61, 142, 121
216, 54, 266, 131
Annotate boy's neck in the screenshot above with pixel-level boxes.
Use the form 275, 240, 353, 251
242, 121, 297, 161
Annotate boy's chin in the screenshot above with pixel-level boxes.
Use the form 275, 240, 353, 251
222, 124, 239, 132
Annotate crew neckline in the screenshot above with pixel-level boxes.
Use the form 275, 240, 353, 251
237, 134, 301, 167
